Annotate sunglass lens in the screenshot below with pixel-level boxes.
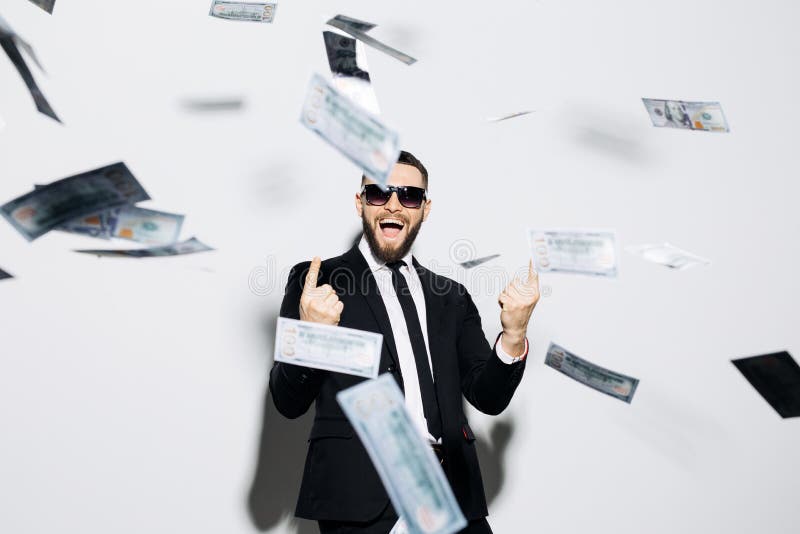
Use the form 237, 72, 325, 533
365, 185, 389, 205
399, 187, 424, 208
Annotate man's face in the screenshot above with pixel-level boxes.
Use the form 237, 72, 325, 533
355, 163, 431, 263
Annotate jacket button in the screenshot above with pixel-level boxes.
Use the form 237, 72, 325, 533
387, 365, 396, 373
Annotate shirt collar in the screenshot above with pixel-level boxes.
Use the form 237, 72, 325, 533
358, 235, 414, 274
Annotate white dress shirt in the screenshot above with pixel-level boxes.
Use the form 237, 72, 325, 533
358, 238, 523, 444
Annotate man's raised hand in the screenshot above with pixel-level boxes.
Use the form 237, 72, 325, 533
299, 256, 344, 325
498, 260, 540, 349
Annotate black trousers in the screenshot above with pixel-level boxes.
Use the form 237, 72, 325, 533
318, 502, 493, 534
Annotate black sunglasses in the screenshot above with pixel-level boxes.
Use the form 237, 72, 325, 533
360, 184, 427, 209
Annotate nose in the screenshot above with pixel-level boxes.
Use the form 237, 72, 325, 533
383, 191, 403, 212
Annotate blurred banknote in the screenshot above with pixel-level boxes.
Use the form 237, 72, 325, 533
459, 254, 500, 269
59, 211, 114, 239
209, 1, 276, 23
626, 243, 710, 271
0, 267, 12, 281
300, 72, 400, 187
732, 351, 800, 418
181, 97, 245, 112
110, 206, 184, 244
0, 14, 60, 122
487, 110, 535, 122
28, 0, 56, 14
324, 31, 380, 115
642, 98, 729, 132
1, 162, 150, 241
327, 15, 416, 65
274, 317, 383, 379
74, 237, 212, 258
528, 228, 617, 277
337, 375, 467, 534
545, 342, 639, 403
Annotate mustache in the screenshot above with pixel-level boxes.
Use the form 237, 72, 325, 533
373, 215, 410, 225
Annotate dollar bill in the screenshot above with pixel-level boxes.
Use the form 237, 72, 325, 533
487, 110, 535, 122
0, 14, 60, 122
274, 317, 383, 379
0, 267, 12, 281
28, 0, 56, 14
1, 162, 150, 241
300, 72, 400, 188
324, 31, 381, 115
110, 206, 184, 245
209, 1, 276, 23
732, 351, 800, 419
337, 375, 467, 534
626, 243, 711, 271
545, 342, 639, 403
59, 211, 114, 239
642, 98, 729, 132
181, 97, 245, 112
74, 237, 212, 258
459, 254, 500, 269
528, 228, 617, 277
327, 15, 417, 65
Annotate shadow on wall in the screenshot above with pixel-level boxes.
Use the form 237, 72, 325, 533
246, 300, 516, 534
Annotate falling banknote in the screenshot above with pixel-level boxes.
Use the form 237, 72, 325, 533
0, 267, 12, 281
545, 342, 639, 403
208, 1, 276, 23
338, 375, 467, 534
459, 254, 500, 269
626, 243, 711, 271
1, 162, 150, 241
74, 237, 213, 258
300, 72, 400, 187
110, 206, 184, 245
27, 0, 56, 14
642, 98, 729, 132
327, 15, 416, 65
528, 228, 617, 277
274, 317, 383, 379
323, 30, 380, 115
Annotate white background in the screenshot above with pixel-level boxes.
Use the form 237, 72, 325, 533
1, 1, 799, 533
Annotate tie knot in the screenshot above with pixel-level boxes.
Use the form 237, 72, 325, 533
386, 260, 406, 272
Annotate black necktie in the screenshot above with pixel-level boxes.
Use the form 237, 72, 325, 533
386, 260, 442, 439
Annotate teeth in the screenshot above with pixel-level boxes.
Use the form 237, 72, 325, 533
379, 218, 404, 227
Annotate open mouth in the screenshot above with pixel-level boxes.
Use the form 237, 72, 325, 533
378, 217, 405, 240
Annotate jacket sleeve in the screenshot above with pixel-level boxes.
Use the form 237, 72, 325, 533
268, 261, 326, 419
457, 289, 526, 416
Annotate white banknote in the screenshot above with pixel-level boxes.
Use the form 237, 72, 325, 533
327, 15, 416, 65
642, 98, 729, 132
545, 342, 639, 403
110, 206, 184, 245
274, 317, 383, 379
626, 243, 711, 271
300, 72, 400, 187
74, 237, 213, 258
337, 375, 467, 534
528, 228, 617, 277
208, 1, 276, 23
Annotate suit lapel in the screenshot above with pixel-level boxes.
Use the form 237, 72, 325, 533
342, 246, 400, 370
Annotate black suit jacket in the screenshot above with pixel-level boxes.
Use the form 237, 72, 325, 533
269, 244, 526, 522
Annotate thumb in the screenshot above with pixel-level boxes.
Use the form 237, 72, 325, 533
303, 256, 322, 292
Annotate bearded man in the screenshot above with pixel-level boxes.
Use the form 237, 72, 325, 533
269, 150, 540, 534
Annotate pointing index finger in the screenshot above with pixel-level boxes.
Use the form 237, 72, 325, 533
304, 256, 321, 290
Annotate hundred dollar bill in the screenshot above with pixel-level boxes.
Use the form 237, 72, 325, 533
487, 110, 535, 122
459, 254, 500, 269
324, 30, 380, 115
109, 206, 184, 245
545, 342, 639, 403
327, 15, 416, 66
0, 267, 12, 281
274, 317, 383, 379
626, 243, 711, 271
300, 72, 400, 188
32, 184, 114, 239
337, 375, 467, 534
528, 228, 617, 277
28, 0, 56, 14
1, 162, 150, 241
74, 237, 212, 258
209, 1, 276, 23
642, 98, 729, 132
0, 14, 60, 122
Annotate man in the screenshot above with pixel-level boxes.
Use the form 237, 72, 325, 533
270, 151, 540, 533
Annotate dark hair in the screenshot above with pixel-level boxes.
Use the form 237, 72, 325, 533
362, 150, 428, 189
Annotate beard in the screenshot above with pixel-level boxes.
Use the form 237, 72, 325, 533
361, 212, 423, 264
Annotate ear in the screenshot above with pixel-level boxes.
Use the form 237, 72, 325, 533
422, 199, 431, 221
354, 192, 364, 217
